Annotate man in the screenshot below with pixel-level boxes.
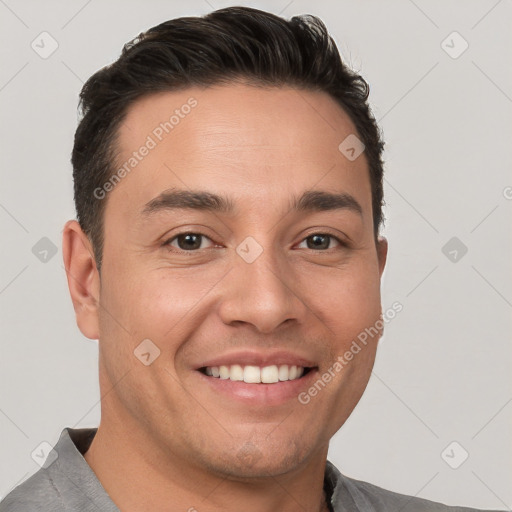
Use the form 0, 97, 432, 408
0, 6, 504, 512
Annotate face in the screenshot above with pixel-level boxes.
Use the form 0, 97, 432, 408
69, 83, 387, 479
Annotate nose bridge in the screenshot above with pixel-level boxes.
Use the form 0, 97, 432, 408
218, 236, 305, 332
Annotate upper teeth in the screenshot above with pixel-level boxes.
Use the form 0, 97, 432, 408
204, 364, 305, 383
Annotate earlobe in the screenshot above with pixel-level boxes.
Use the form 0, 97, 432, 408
376, 236, 388, 278
62, 220, 101, 340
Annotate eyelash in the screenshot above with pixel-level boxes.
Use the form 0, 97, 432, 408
163, 231, 347, 254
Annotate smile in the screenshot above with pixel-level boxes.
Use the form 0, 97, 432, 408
200, 364, 313, 383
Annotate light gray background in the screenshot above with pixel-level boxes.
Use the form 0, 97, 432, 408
1, 0, 511, 508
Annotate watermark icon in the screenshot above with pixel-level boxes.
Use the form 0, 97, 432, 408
503, 186, 512, 200
441, 441, 469, 469
237, 441, 262, 468
441, 31, 469, 60
31, 441, 58, 469
32, 237, 58, 263
338, 134, 365, 161
134, 338, 161, 366
31, 31, 59, 59
93, 97, 198, 200
236, 236, 264, 263
441, 236, 468, 263
298, 301, 403, 405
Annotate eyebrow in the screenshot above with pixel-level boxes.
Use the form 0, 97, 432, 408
141, 188, 363, 217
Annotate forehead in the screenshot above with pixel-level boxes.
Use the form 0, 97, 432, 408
107, 83, 372, 224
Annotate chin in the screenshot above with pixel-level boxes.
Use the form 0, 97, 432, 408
202, 438, 315, 480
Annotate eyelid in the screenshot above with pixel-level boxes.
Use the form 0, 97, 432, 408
298, 227, 350, 245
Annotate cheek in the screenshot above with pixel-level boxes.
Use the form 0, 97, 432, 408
122, 267, 226, 339
303, 258, 382, 345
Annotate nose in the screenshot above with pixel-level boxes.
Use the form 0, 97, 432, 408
217, 245, 308, 334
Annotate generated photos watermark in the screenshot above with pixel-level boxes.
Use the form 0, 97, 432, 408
298, 301, 403, 405
93, 97, 198, 200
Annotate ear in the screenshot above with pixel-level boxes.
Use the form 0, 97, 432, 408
62, 220, 101, 340
376, 235, 388, 278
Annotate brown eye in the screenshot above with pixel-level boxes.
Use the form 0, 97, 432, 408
165, 233, 214, 252
298, 233, 343, 251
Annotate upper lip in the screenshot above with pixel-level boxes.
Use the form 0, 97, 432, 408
195, 350, 317, 370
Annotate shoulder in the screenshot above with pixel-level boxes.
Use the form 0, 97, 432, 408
340, 473, 505, 512
0, 468, 66, 512
0, 427, 101, 512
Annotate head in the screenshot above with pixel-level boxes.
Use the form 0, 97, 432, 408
64, 6, 388, 478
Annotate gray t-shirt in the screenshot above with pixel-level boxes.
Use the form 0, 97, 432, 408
0, 428, 505, 512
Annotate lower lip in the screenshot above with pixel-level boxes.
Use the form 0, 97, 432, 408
195, 368, 319, 406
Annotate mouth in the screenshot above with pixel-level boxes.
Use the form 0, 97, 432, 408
198, 364, 315, 383
195, 364, 319, 406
